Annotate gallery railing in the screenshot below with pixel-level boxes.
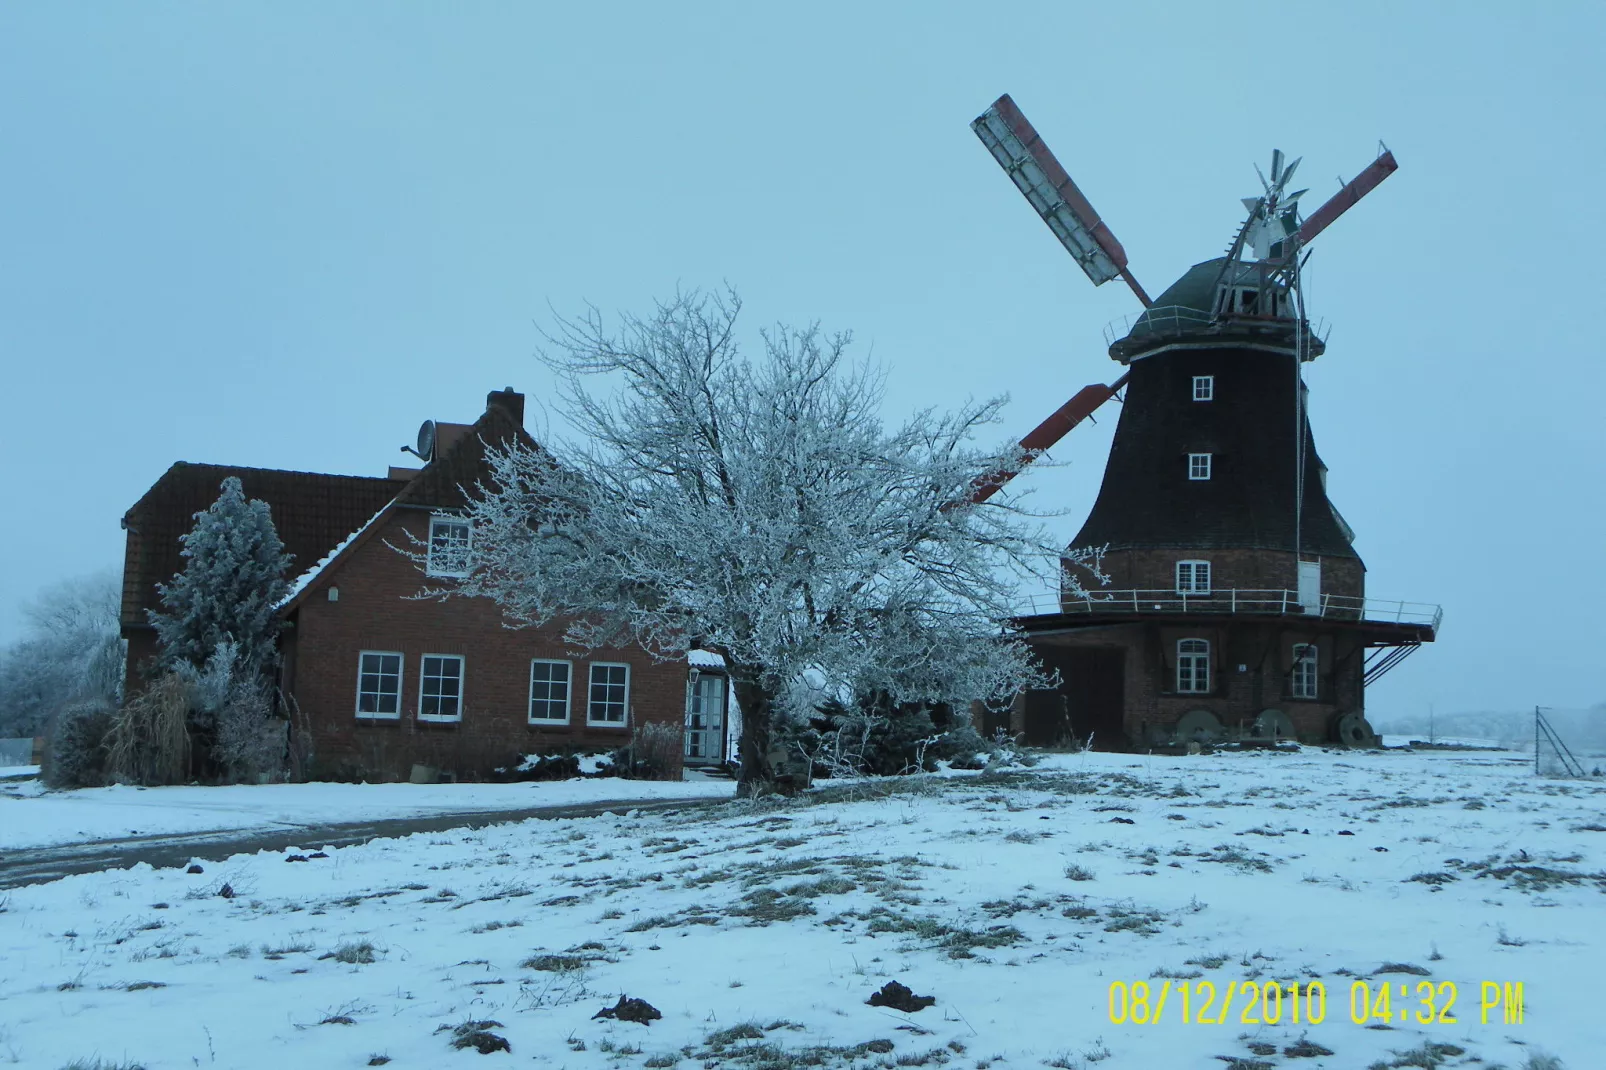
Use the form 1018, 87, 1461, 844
1019, 589, 1442, 631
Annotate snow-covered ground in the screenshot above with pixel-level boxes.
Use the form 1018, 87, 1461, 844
1, 748, 1600, 1069
0, 777, 736, 851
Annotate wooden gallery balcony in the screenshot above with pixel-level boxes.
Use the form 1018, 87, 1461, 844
1015, 589, 1442, 641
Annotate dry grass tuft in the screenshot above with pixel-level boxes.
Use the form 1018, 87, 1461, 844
105, 674, 191, 786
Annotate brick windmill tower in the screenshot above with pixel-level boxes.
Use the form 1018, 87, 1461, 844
967, 95, 1439, 749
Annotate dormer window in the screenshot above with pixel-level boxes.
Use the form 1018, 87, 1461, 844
1216, 285, 1292, 318
1193, 376, 1214, 401
427, 516, 472, 577
1217, 286, 1261, 315
1188, 453, 1212, 480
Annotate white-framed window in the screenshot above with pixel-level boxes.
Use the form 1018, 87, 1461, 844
528, 659, 572, 724
1291, 644, 1318, 700
1193, 375, 1214, 401
1177, 638, 1210, 694
1176, 560, 1212, 594
426, 515, 472, 577
1188, 453, 1213, 480
418, 654, 464, 721
355, 651, 402, 719
587, 662, 630, 726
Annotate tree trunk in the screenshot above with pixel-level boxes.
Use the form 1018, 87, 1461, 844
730, 669, 778, 798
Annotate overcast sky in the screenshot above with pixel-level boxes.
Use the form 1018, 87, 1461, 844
2, 3, 1602, 719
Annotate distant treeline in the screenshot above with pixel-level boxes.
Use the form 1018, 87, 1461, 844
1371, 703, 1606, 753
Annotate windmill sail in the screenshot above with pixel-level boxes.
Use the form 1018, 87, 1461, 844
972, 95, 1129, 288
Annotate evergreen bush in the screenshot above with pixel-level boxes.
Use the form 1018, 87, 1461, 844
40, 699, 115, 788
148, 477, 291, 674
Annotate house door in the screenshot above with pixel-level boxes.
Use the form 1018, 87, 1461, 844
1065, 647, 1125, 748
1297, 560, 1322, 614
685, 675, 727, 763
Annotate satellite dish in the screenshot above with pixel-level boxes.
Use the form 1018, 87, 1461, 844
401, 420, 437, 463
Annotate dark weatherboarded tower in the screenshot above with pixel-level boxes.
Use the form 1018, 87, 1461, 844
968, 96, 1438, 748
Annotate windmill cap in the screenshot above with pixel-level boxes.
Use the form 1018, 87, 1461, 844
1108, 257, 1323, 363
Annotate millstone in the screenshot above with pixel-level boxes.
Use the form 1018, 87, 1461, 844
1250, 708, 1297, 742
1172, 708, 1224, 745
1333, 711, 1378, 748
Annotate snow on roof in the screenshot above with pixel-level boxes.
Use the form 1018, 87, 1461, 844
688, 649, 726, 668
275, 498, 396, 609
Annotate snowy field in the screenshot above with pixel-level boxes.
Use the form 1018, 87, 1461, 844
1, 748, 1600, 1069
0, 777, 737, 851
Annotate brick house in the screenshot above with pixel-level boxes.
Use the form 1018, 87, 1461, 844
119, 388, 737, 781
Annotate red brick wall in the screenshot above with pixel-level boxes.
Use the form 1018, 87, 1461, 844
288, 509, 685, 781
122, 628, 161, 698
1024, 616, 1368, 748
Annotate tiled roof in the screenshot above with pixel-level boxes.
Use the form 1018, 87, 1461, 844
120, 464, 408, 630
394, 402, 534, 511
122, 391, 542, 631
275, 498, 396, 611
273, 392, 543, 615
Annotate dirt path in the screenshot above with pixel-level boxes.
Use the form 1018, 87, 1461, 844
0, 796, 725, 889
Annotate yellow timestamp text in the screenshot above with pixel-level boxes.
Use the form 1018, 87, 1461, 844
1108, 980, 1525, 1026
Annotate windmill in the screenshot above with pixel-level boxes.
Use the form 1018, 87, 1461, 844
965, 94, 1435, 751
966, 93, 1397, 505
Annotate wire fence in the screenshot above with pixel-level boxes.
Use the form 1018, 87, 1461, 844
1534, 707, 1595, 778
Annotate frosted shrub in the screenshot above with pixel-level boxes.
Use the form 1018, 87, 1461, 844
106, 644, 287, 786
610, 722, 681, 781
802, 696, 998, 777
185, 643, 286, 783
211, 674, 286, 784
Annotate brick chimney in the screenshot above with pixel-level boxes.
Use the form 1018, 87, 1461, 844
486, 386, 524, 426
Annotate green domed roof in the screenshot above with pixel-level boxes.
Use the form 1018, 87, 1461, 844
1110, 257, 1321, 362
1148, 257, 1238, 313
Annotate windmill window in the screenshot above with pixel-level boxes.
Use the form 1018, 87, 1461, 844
418, 654, 464, 721
1188, 453, 1213, 480
1193, 376, 1214, 401
587, 662, 630, 726
528, 659, 572, 724
1176, 560, 1211, 594
1177, 639, 1210, 694
426, 516, 472, 577
1291, 644, 1318, 700
355, 651, 402, 719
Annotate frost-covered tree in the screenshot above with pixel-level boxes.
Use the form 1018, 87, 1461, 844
148, 477, 292, 674
447, 288, 1103, 796
0, 571, 124, 737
